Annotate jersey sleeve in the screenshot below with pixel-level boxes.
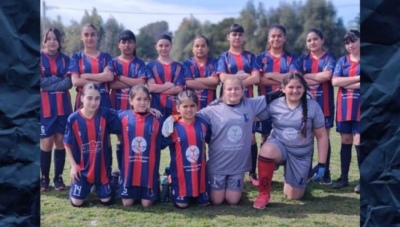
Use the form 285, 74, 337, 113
68, 53, 80, 74
250, 53, 258, 72
63, 116, 75, 148
174, 63, 185, 87
62, 55, 71, 77
137, 60, 147, 79
104, 53, 112, 67
333, 56, 345, 78
183, 60, 194, 81
311, 101, 325, 129
255, 54, 264, 73
324, 52, 336, 73
249, 96, 269, 120
290, 54, 304, 73
145, 63, 155, 81
196, 106, 212, 124
107, 59, 117, 75
216, 53, 228, 75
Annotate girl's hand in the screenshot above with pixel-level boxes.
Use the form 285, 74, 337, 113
70, 164, 81, 184
148, 108, 163, 118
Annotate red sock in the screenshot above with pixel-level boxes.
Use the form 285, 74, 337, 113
258, 156, 275, 196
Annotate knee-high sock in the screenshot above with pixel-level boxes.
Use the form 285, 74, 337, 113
116, 143, 122, 170
41, 150, 52, 179
340, 143, 353, 179
355, 145, 361, 169
54, 149, 66, 178
324, 139, 331, 175
257, 156, 275, 196
250, 143, 258, 175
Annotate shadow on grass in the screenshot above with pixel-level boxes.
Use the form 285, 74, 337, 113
43, 179, 359, 221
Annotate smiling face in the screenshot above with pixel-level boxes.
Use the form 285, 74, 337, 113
129, 89, 150, 113
156, 39, 172, 58
81, 88, 101, 113
44, 31, 60, 54
282, 78, 305, 104
192, 37, 209, 59
345, 38, 360, 56
81, 26, 98, 49
223, 78, 244, 105
306, 32, 324, 53
268, 28, 286, 50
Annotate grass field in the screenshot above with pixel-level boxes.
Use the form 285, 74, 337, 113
41, 86, 360, 227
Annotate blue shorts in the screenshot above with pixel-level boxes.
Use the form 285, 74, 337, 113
119, 185, 159, 201
268, 138, 311, 190
336, 121, 360, 134
171, 188, 209, 205
40, 115, 68, 138
254, 119, 272, 135
69, 176, 113, 200
208, 173, 244, 192
325, 115, 334, 128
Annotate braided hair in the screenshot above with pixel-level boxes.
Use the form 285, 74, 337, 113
282, 73, 309, 138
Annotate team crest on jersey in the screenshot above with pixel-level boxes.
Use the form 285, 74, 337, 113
282, 128, 298, 140
186, 145, 200, 163
121, 88, 130, 93
227, 125, 243, 142
82, 140, 102, 153
131, 136, 147, 154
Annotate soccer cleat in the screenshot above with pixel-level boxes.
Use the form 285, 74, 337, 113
40, 176, 50, 192
249, 173, 259, 187
53, 176, 66, 190
332, 177, 349, 189
253, 193, 270, 210
319, 173, 332, 185
354, 183, 360, 194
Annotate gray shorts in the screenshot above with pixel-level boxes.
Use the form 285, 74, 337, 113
208, 173, 244, 192
269, 138, 312, 190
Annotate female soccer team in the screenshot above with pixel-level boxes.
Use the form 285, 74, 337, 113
40, 22, 360, 208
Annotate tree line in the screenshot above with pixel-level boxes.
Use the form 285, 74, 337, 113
41, 0, 359, 62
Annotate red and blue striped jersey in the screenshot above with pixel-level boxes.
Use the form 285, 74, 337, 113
290, 51, 336, 116
333, 55, 360, 121
64, 108, 121, 184
68, 51, 112, 109
164, 116, 210, 197
108, 57, 147, 110
216, 51, 258, 98
183, 57, 218, 109
119, 111, 164, 189
256, 51, 295, 95
145, 60, 185, 116
40, 51, 73, 118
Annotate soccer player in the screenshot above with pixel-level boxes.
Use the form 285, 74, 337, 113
290, 28, 336, 185
331, 30, 360, 193
108, 30, 146, 177
216, 23, 261, 187
255, 24, 296, 144
64, 83, 121, 207
183, 35, 219, 109
68, 24, 114, 110
253, 73, 328, 210
40, 27, 73, 191
164, 90, 211, 208
118, 85, 165, 207
146, 34, 184, 118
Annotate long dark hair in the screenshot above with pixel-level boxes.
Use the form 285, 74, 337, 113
43, 27, 63, 52
282, 73, 309, 138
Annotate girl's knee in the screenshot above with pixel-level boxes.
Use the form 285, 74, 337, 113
141, 199, 154, 207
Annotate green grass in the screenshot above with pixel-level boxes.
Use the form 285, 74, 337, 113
41, 86, 360, 227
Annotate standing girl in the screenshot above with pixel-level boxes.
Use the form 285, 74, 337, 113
253, 73, 328, 210
290, 28, 336, 185
64, 83, 121, 207
146, 34, 185, 118
68, 24, 114, 110
108, 30, 147, 174
164, 90, 211, 208
40, 27, 73, 191
216, 23, 261, 186
118, 85, 165, 207
183, 35, 219, 109
331, 30, 360, 193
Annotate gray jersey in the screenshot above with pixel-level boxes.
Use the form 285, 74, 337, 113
197, 96, 268, 175
267, 97, 325, 156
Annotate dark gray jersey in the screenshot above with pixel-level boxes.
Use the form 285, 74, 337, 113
197, 96, 267, 175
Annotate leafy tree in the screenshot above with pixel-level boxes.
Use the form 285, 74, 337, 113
63, 21, 82, 56
171, 16, 202, 61
237, 0, 258, 53
100, 17, 124, 57
136, 21, 169, 62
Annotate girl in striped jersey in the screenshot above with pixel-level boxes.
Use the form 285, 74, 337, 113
40, 27, 73, 191
64, 83, 121, 207
290, 28, 336, 185
118, 85, 165, 207
164, 90, 211, 208
68, 24, 114, 110
331, 30, 360, 193
183, 35, 219, 109
108, 30, 146, 178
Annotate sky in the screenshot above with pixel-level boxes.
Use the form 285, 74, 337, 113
41, 0, 360, 34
